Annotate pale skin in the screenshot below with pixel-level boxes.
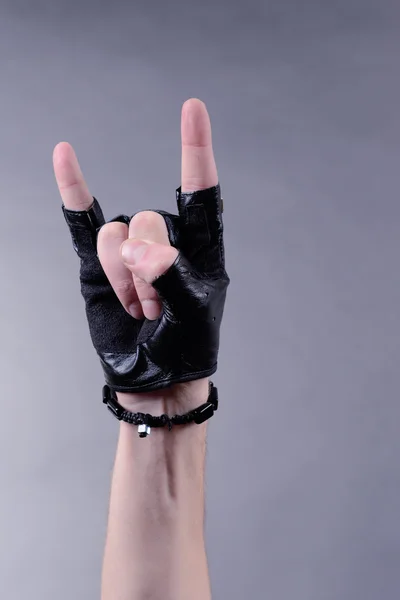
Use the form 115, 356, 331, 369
53, 98, 219, 600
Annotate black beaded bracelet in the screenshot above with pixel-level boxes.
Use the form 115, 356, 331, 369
102, 382, 219, 438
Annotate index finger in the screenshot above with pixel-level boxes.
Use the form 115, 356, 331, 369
179, 99, 226, 273
181, 98, 218, 192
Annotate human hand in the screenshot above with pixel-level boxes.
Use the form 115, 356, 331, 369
53, 99, 229, 409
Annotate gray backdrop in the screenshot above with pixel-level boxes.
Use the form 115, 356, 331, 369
1, 1, 399, 598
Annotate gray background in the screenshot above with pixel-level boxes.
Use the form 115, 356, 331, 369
0, 0, 399, 598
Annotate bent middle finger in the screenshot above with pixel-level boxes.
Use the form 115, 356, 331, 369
128, 210, 170, 320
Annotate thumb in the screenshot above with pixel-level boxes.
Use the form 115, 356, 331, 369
120, 239, 179, 283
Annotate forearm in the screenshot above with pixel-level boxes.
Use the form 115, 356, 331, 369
101, 378, 212, 600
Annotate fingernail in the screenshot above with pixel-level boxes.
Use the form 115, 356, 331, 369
129, 301, 142, 319
142, 299, 161, 321
121, 240, 148, 265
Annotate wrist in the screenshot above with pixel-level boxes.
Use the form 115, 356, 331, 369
116, 377, 210, 415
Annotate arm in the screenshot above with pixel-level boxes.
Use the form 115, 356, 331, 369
53, 98, 224, 600
101, 377, 212, 600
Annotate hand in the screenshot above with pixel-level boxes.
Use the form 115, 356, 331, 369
53, 98, 229, 410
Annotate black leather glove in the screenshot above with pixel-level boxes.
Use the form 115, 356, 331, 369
62, 184, 229, 394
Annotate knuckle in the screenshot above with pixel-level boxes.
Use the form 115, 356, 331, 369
130, 210, 161, 230
114, 278, 135, 296
99, 221, 127, 240
136, 279, 158, 301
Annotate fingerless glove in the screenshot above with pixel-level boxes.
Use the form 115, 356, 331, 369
62, 184, 229, 394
